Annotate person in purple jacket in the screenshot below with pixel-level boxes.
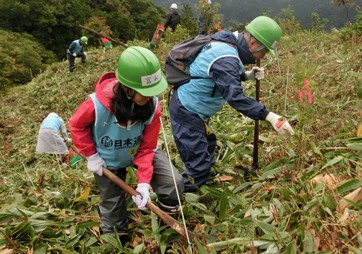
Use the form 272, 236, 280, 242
168, 16, 295, 192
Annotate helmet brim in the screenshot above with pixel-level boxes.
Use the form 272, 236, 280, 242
130, 73, 168, 97
268, 48, 276, 57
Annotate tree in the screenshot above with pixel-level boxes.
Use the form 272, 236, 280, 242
180, 4, 198, 36
0, 0, 93, 59
275, 6, 303, 35
127, 0, 165, 40
0, 0, 165, 59
0, 30, 56, 89
89, 0, 135, 41
195, 0, 223, 35
311, 12, 329, 32
83, 16, 113, 47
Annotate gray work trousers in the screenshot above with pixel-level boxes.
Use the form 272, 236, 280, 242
94, 149, 184, 234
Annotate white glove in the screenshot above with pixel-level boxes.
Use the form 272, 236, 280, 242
66, 138, 72, 143
132, 183, 150, 210
83, 52, 87, 56
72, 53, 77, 57
245, 67, 265, 80
86, 153, 105, 176
266, 112, 295, 139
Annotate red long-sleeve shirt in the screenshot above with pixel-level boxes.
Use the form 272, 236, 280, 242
69, 72, 161, 183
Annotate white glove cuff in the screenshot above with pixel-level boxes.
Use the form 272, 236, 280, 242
137, 183, 150, 189
86, 153, 105, 176
266, 112, 281, 125
86, 153, 100, 160
245, 71, 254, 80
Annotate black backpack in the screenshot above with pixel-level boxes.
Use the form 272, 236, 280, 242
165, 34, 213, 89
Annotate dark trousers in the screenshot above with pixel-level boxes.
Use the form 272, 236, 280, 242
94, 149, 184, 234
169, 90, 216, 192
67, 52, 86, 70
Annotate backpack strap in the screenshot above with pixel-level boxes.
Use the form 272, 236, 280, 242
210, 40, 237, 49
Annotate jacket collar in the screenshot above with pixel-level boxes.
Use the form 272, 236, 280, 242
211, 30, 256, 64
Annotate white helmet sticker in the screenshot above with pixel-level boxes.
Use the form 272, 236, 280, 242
141, 69, 162, 87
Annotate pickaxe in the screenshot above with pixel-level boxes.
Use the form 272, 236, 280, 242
70, 145, 194, 239
252, 59, 261, 170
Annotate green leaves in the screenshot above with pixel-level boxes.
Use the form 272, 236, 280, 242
0, 15, 361, 253
0, 29, 56, 88
337, 179, 362, 194
321, 155, 344, 169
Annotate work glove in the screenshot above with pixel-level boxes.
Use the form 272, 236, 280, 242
86, 153, 105, 176
266, 112, 295, 139
132, 183, 150, 210
245, 67, 265, 80
72, 53, 77, 57
83, 52, 87, 56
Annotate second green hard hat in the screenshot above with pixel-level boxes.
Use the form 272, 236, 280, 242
81, 36, 88, 44
245, 16, 282, 56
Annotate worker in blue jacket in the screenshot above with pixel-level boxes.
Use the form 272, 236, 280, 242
66, 36, 88, 72
168, 16, 295, 192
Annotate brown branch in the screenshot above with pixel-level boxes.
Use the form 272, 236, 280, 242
319, 147, 352, 151
0, 229, 21, 253
77, 22, 128, 48
70, 145, 195, 239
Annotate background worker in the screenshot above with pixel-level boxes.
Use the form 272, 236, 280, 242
36, 112, 72, 156
164, 3, 181, 32
69, 46, 184, 241
101, 37, 113, 53
66, 36, 88, 72
168, 16, 295, 192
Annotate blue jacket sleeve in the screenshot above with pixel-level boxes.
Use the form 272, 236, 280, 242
209, 57, 269, 120
68, 41, 76, 53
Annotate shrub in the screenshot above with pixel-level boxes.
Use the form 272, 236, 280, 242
339, 13, 362, 40
0, 30, 56, 89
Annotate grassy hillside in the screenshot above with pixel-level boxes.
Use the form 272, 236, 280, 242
0, 28, 361, 253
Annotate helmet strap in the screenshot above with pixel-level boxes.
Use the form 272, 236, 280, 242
245, 32, 252, 44
250, 44, 266, 53
247, 34, 266, 53
125, 88, 136, 100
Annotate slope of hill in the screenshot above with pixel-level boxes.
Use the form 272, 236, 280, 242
152, 0, 361, 29
0, 27, 361, 253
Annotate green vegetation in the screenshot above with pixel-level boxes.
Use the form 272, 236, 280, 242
0, 30, 56, 89
0, 0, 166, 59
0, 10, 361, 254
0, 0, 167, 88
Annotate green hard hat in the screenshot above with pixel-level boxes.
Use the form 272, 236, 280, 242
245, 16, 282, 56
116, 46, 167, 97
81, 36, 88, 44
